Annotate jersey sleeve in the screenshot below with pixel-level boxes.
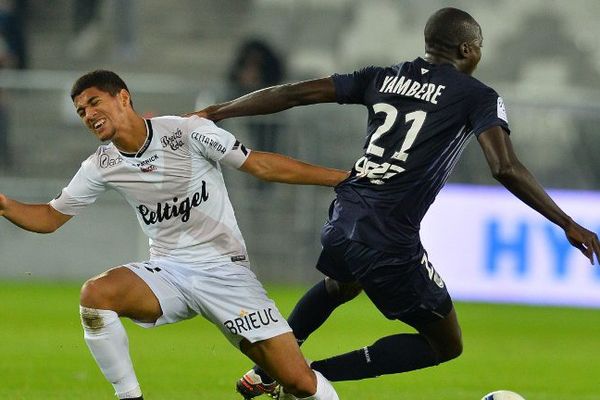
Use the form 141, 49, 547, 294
49, 156, 107, 215
187, 116, 251, 169
469, 87, 511, 136
332, 66, 380, 105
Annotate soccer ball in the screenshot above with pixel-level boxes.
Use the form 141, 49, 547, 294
481, 390, 526, 400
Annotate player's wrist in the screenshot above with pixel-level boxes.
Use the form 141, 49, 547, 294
560, 216, 576, 231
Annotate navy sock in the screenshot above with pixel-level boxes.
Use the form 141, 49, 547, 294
254, 280, 345, 384
288, 279, 346, 343
310, 334, 439, 381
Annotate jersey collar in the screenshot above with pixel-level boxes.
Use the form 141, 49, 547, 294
119, 119, 154, 158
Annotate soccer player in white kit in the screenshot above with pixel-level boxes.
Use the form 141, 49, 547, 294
0, 70, 345, 400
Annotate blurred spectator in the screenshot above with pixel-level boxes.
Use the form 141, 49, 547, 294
0, 0, 26, 171
227, 39, 285, 156
0, 34, 11, 170
228, 39, 284, 95
68, 0, 102, 59
68, 0, 137, 62
0, 0, 27, 69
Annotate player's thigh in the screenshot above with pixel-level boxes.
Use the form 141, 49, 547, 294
80, 266, 161, 322
348, 247, 452, 325
316, 223, 358, 284
189, 263, 291, 346
324, 277, 363, 302
240, 332, 315, 391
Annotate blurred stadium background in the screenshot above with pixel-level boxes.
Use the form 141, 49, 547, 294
1, 0, 599, 286
1, 1, 600, 399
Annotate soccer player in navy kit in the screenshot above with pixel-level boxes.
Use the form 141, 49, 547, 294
191, 7, 600, 398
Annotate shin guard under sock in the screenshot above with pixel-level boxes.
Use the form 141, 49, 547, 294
80, 306, 142, 399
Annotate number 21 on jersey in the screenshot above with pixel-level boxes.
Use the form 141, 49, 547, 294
354, 103, 427, 184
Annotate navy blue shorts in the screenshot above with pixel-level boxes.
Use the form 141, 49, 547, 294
316, 222, 453, 327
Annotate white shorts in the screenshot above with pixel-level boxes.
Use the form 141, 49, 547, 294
124, 259, 292, 348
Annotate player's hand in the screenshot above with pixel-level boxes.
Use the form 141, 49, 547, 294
182, 109, 209, 119
564, 221, 600, 265
0, 193, 7, 217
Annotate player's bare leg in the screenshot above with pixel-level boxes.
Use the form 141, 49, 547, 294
415, 306, 463, 363
80, 266, 162, 321
240, 332, 338, 399
79, 266, 162, 400
237, 278, 360, 398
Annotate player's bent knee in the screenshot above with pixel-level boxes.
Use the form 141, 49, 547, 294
439, 336, 463, 362
80, 276, 115, 310
324, 277, 362, 303
280, 370, 317, 398
451, 336, 464, 359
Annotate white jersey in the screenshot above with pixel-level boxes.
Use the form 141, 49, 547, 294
50, 115, 251, 266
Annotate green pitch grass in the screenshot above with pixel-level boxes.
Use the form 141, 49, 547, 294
1, 282, 599, 400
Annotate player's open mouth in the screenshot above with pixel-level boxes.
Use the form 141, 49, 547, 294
93, 119, 106, 131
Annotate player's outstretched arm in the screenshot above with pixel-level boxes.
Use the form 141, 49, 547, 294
478, 127, 600, 264
0, 193, 72, 233
239, 151, 349, 187
188, 77, 336, 122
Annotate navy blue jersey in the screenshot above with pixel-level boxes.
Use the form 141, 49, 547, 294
330, 57, 510, 256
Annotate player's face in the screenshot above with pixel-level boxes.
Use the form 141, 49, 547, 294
74, 87, 129, 142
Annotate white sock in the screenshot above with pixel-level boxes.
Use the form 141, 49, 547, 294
80, 306, 142, 399
299, 370, 339, 400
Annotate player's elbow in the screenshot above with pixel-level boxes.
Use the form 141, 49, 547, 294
490, 162, 518, 182
245, 162, 280, 183
242, 152, 292, 183
278, 81, 326, 106
255, 170, 280, 182
38, 211, 71, 234
37, 222, 62, 234
48, 222, 65, 233
274, 83, 305, 107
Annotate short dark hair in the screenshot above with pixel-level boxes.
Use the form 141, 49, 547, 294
70, 70, 131, 104
424, 8, 480, 54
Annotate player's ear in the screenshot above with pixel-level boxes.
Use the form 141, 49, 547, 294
458, 41, 471, 58
118, 89, 131, 107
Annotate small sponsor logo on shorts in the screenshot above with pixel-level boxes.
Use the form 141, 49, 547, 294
231, 255, 247, 262
433, 273, 444, 288
422, 253, 445, 288
224, 308, 279, 335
